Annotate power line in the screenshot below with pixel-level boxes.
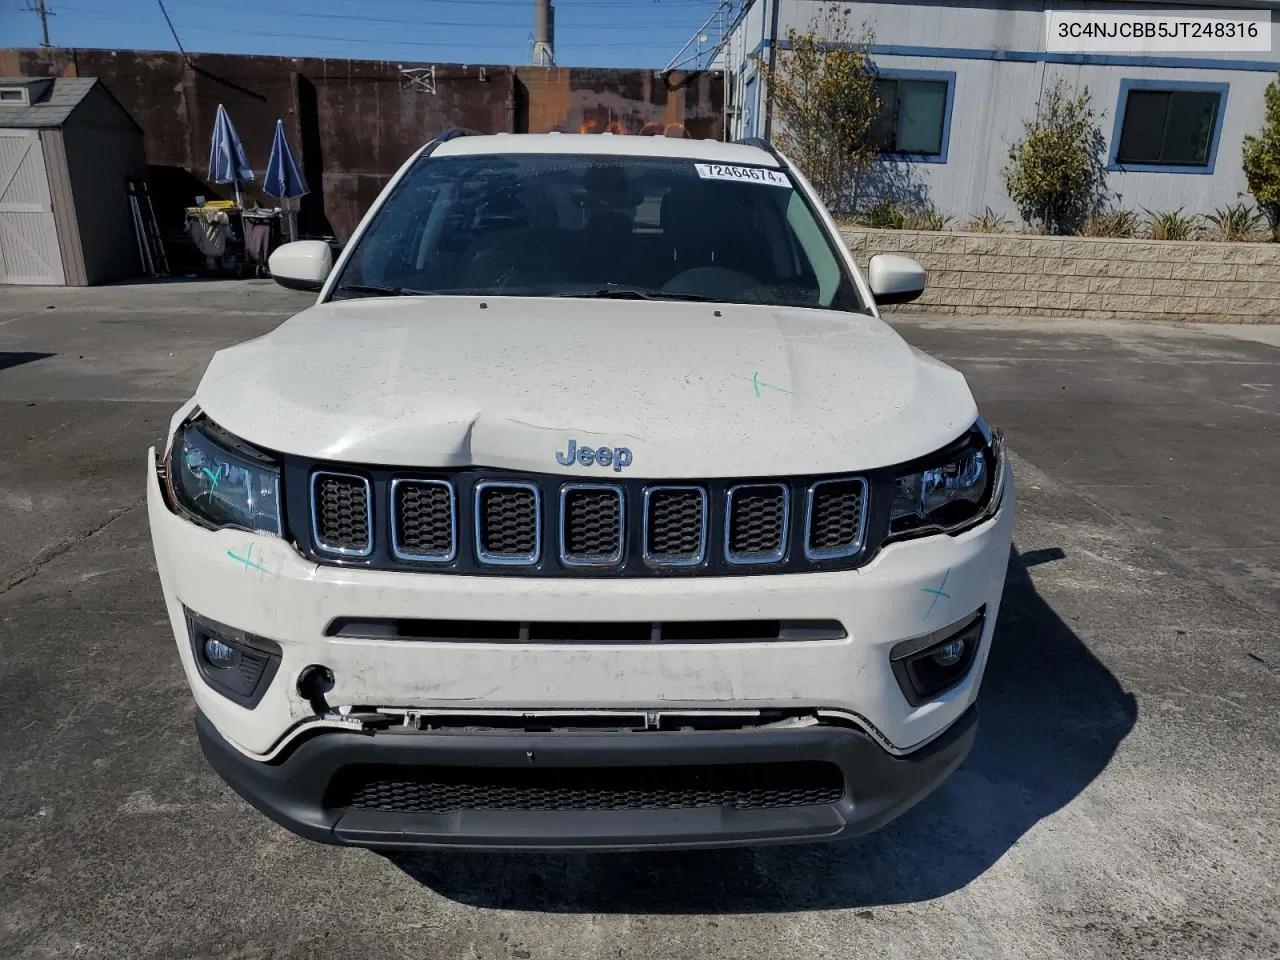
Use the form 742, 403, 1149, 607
155, 0, 190, 63
140, 22, 680, 50
60, 3, 701, 34
173, 0, 720, 7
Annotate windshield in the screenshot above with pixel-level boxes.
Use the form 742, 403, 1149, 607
329, 153, 866, 312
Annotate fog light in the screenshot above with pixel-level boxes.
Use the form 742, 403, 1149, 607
184, 608, 282, 709
203, 637, 238, 668
932, 638, 966, 668
889, 608, 985, 707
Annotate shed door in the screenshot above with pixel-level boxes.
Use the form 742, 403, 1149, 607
0, 129, 65, 285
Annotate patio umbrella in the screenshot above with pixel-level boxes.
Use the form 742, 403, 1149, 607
208, 104, 254, 207
263, 118, 309, 241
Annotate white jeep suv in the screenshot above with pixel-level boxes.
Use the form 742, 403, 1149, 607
147, 130, 1013, 851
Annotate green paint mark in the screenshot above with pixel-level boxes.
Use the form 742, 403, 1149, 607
922, 568, 951, 618
744, 372, 793, 397
227, 543, 271, 575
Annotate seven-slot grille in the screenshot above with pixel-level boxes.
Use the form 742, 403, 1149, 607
308, 472, 869, 573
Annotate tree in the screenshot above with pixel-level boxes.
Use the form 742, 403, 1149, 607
757, 4, 879, 216
1002, 79, 1108, 235
1242, 73, 1280, 239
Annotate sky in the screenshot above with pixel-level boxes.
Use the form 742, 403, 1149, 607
0, 0, 732, 69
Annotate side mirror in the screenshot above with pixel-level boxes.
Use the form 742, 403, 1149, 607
868, 254, 927, 306
268, 240, 333, 292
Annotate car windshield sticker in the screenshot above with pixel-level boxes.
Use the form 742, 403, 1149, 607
693, 163, 790, 187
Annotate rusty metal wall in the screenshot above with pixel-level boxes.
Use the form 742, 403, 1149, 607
2, 48, 724, 241
514, 67, 722, 140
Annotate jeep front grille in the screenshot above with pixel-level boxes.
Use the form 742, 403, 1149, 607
643, 486, 707, 566
304, 467, 873, 576
559, 484, 624, 566
805, 478, 868, 559
391, 479, 456, 562
311, 472, 372, 556
475, 481, 541, 565
725, 484, 788, 564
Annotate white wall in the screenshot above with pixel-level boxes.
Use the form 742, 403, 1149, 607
724, 0, 1280, 221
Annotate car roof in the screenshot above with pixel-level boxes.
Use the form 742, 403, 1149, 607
429, 132, 781, 167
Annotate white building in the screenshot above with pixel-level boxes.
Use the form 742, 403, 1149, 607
720, 0, 1280, 221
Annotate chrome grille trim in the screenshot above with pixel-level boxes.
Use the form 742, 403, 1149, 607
803, 477, 869, 561
723, 483, 789, 565
474, 480, 541, 566
642, 485, 709, 567
390, 478, 457, 563
558, 483, 625, 567
310, 471, 374, 558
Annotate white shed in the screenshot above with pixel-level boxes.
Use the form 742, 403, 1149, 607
0, 76, 146, 286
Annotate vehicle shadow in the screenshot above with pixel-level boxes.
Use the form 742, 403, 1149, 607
386, 543, 1136, 912
0, 352, 54, 372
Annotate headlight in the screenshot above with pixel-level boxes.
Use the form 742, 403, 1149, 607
889, 423, 1005, 539
168, 418, 282, 535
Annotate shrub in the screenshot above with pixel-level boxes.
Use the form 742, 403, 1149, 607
758, 3, 879, 217
1081, 209, 1140, 238
1241, 73, 1280, 238
903, 206, 953, 231
1002, 79, 1108, 235
1143, 208, 1196, 241
855, 200, 952, 231
1202, 203, 1268, 242
861, 199, 906, 229
964, 207, 1011, 233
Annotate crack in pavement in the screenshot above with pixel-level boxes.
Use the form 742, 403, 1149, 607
0, 499, 146, 600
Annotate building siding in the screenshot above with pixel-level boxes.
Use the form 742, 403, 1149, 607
37, 127, 86, 285
725, 0, 1280, 221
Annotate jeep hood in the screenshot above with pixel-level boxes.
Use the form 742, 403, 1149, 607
194, 296, 977, 476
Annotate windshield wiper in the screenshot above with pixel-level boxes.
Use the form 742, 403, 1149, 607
331, 283, 427, 299
565, 288, 717, 303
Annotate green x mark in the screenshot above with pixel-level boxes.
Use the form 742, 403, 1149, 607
226, 543, 271, 575
922, 568, 951, 619
748, 371, 793, 397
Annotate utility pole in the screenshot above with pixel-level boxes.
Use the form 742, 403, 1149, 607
26, 0, 53, 47
532, 0, 555, 66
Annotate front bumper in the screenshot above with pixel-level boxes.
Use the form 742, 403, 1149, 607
147, 450, 1013, 759
196, 704, 978, 851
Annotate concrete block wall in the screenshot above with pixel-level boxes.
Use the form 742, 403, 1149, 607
841, 228, 1280, 323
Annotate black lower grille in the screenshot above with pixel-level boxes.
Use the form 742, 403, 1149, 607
312, 473, 371, 554
329, 761, 845, 813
